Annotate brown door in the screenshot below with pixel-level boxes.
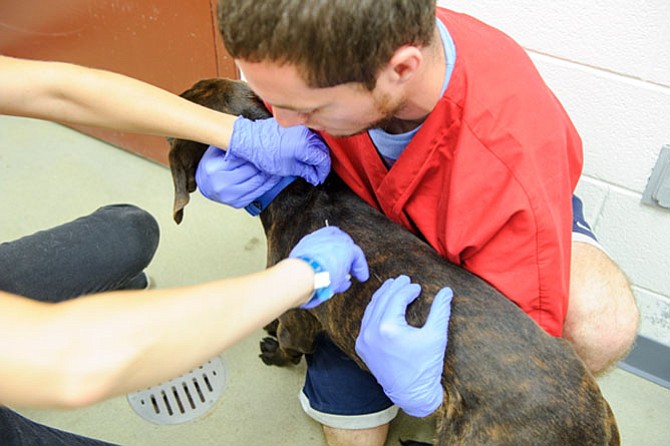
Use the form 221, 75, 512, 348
0, 0, 237, 165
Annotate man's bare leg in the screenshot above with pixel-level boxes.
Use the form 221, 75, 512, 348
564, 241, 639, 374
323, 424, 389, 446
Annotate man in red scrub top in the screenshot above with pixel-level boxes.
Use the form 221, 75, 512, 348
196, 1, 639, 445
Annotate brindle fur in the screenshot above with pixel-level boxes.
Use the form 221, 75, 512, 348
167, 78, 620, 445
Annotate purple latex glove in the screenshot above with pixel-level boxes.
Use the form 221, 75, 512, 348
355, 275, 453, 417
196, 146, 283, 208
229, 117, 331, 185
289, 226, 370, 309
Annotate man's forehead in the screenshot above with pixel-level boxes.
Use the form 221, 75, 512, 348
237, 60, 344, 110
237, 59, 304, 88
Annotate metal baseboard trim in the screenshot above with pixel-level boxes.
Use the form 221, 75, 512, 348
618, 335, 670, 390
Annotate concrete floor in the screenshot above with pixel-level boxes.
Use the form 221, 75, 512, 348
1, 115, 668, 445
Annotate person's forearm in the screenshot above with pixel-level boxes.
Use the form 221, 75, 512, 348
0, 56, 235, 149
0, 258, 314, 408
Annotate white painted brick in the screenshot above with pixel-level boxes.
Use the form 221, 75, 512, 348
439, 0, 670, 86
575, 178, 610, 227
531, 57, 670, 193
634, 287, 670, 347
594, 191, 670, 295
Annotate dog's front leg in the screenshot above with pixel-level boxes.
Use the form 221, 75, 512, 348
259, 309, 322, 366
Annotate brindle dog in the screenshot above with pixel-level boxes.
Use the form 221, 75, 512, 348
167, 78, 620, 445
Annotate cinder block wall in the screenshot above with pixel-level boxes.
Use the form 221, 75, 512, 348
438, 0, 670, 346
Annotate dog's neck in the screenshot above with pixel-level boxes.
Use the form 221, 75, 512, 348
245, 176, 298, 216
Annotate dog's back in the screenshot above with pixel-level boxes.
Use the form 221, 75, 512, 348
260, 175, 619, 445
167, 77, 619, 445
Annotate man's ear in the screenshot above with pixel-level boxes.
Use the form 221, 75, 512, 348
383, 46, 423, 85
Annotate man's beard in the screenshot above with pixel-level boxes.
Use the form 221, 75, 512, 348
367, 91, 407, 134
341, 91, 405, 137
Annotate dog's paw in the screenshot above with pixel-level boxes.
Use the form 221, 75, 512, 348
259, 336, 283, 366
259, 337, 303, 366
260, 336, 279, 354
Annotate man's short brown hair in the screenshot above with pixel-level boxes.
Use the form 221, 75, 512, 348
217, 0, 436, 90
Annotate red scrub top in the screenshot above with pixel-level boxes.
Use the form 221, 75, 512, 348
320, 8, 583, 336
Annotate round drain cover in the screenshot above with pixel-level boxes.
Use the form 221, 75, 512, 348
127, 356, 227, 425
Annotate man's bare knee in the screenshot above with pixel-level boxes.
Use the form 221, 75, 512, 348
565, 241, 639, 374
323, 424, 389, 446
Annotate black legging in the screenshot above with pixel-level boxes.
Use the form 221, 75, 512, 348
0, 204, 159, 445
0, 204, 159, 301
0, 407, 120, 446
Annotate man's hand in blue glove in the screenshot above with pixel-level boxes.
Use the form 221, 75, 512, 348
289, 226, 370, 309
355, 275, 453, 417
195, 146, 283, 208
228, 117, 331, 185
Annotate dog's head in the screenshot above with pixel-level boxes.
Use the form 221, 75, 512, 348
168, 78, 271, 223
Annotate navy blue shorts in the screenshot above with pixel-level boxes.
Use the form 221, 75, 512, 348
300, 333, 398, 429
300, 195, 597, 428
571, 195, 598, 241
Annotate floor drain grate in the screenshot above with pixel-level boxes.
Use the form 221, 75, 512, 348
127, 356, 227, 425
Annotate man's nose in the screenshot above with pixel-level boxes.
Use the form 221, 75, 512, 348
273, 108, 308, 127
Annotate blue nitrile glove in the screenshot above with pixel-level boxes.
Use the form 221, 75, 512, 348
289, 226, 370, 309
355, 275, 453, 417
196, 146, 283, 208
229, 117, 331, 185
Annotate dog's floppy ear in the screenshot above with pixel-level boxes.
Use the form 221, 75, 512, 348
168, 138, 208, 224
167, 78, 271, 224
